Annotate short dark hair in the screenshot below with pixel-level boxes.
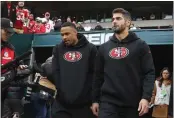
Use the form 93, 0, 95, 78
112, 8, 131, 20
61, 22, 77, 30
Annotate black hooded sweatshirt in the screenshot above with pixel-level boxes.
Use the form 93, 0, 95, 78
52, 33, 97, 107
92, 31, 155, 108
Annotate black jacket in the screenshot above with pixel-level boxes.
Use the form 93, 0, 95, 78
1, 1, 16, 23
92, 31, 155, 107
52, 33, 97, 107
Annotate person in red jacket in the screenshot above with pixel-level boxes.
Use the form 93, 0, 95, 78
28, 14, 35, 33
33, 18, 46, 34
14, 1, 29, 34
1, 18, 15, 66
1, 18, 28, 118
38, 22, 46, 34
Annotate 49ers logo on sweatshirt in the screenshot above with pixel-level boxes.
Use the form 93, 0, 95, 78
64, 51, 82, 62
109, 47, 129, 59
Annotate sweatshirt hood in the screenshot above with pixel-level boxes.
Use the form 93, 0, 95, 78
110, 31, 139, 44
64, 33, 89, 48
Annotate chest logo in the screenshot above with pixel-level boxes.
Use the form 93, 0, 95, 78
109, 47, 129, 59
64, 51, 82, 62
4, 52, 9, 57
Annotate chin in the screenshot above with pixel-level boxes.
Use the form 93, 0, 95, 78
64, 42, 70, 46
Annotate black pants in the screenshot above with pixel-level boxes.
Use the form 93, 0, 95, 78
52, 100, 96, 118
99, 102, 142, 118
2, 99, 24, 118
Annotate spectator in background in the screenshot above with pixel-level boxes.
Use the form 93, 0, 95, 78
33, 17, 46, 34
1, 1, 16, 23
67, 16, 71, 22
130, 23, 137, 30
94, 22, 103, 30
52, 17, 58, 25
76, 22, 85, 31
23, 11, 33, 34
150, 13, 155, 20
42, 18, 47, 28
84, 25, 91, 31
14, 1, 29, 34
150, 67, 172, 118
28, 14, 36, 33
44, 12, 54, 33
54, 19, 62, 32
169, 25, 173, 28
72, 20, 76, 25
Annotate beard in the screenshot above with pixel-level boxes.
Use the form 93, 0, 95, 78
112, 24, 126, 34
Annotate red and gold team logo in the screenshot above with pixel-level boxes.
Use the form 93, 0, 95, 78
109, 47, 129, 59
64, 51, 82, 62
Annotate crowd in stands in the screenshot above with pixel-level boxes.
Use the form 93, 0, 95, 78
1, 1, 99, 34
1, 1, 56, 34
1, 1, 172, 34
1, 1, 143, 34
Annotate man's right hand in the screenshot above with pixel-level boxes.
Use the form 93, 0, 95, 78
91, 103, 99, 116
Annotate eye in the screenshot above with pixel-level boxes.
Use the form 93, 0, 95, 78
116, 17, 122, 20
112, 18, 115, 21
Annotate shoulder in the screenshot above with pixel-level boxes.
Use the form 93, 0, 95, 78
54, 43, 63, 50
88, 42, 96, 49
133, 36, 148, 47
7, 43, 15, 50
99, 40, 111, 50
88, 43, 97, 53
136, 38, 150, 53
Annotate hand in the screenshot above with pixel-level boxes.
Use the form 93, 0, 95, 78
18, 65, 28, 70
138, 99, 149, 116
90, 103, 99, 116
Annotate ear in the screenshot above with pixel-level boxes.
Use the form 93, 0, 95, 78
73, 28, 78, 35
126, 20, 131, 27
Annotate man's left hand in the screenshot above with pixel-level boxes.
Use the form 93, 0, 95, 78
138, 99, 149, 116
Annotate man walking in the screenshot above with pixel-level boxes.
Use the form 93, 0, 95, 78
91, 8, 155, 118
52, 22, 97, 118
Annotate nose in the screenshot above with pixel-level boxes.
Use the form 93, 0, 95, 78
112, 18, 117, 23
112, 20, 117, 26
62, 35, 67, 40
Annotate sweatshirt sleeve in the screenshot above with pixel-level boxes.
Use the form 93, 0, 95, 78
92, 46, 105, 103
140, 41, 155, 101
52, 45, 60, 89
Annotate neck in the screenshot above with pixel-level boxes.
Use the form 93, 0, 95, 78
163, 79, 169, 82
115, 29, 129, 41
73, 39, 78, 46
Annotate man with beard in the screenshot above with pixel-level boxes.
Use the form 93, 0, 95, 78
91, 8, 155, 118
52, 22, 97, 118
